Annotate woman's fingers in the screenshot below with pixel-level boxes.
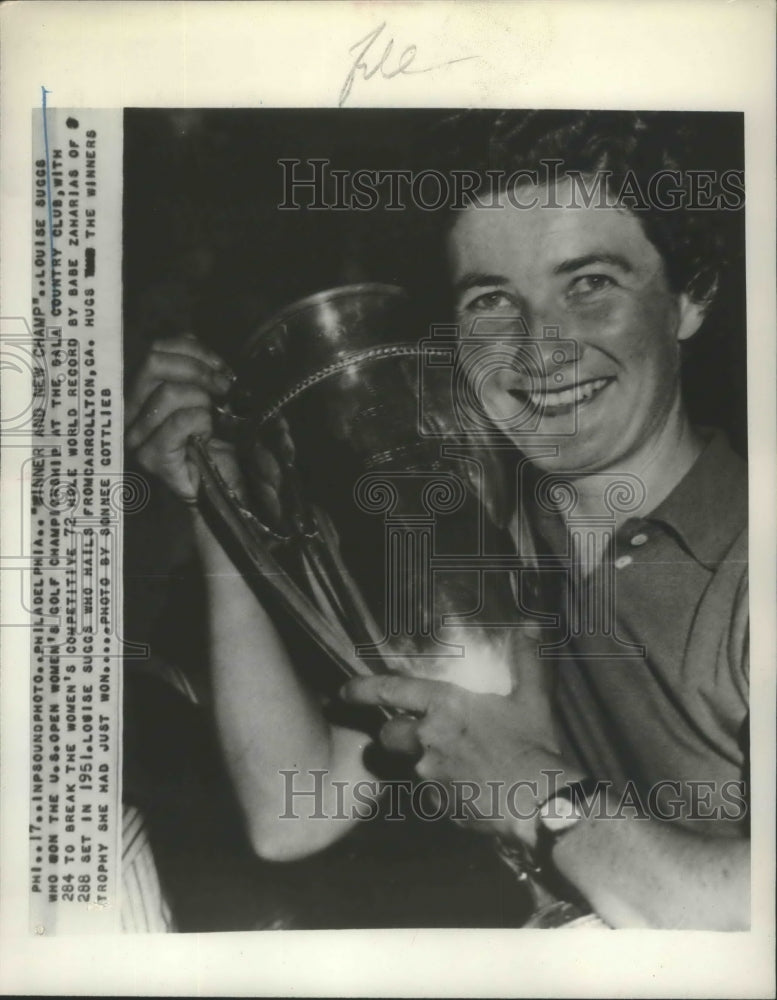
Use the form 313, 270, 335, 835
188, 438, 248, 502
125, 337, 232, 425
135, 406, 214, 500
160, 334, 231, 373
125, 335, 239, 500
379, 714, 424, 755
262, 415, 296, 466
126, 381, 215, 450
250, 441, 283, 491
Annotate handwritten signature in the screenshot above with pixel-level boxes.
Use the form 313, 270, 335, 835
338, 22, 477, 107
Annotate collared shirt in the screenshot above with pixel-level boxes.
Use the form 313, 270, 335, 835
531, 431, 748, 829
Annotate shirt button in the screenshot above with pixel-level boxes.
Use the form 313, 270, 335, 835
630, 532, 648, 547
614, 555, 633, 569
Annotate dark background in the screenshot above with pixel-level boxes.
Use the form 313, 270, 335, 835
121, 109, 747, 931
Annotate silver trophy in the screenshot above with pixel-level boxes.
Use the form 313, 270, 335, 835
188, 282, 604, 928
191, 283, 536, 692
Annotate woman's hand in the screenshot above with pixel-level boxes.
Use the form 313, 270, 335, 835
340, 651, 581, 847
125, 333, 296, 529
125, 334, 237, 500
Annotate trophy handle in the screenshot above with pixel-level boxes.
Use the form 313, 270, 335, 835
187, 434, 388, 691
198, 401, 419, 675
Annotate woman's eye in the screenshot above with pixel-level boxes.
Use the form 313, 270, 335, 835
567, 274, 615, 299
464, 290, 515, 312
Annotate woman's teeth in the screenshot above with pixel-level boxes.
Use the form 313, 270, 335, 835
528, 377, 610, 409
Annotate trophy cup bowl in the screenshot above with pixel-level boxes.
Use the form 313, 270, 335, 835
194, 283, 540, 696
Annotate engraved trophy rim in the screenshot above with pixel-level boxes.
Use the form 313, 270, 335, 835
241, 282, 410, 361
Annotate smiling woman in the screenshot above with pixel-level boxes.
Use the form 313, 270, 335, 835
429, 110, 746, 451
448, 175, 707, 484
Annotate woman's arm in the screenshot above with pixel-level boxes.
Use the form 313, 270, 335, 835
549, 804, 750, 929
126, 335, 380, 862
192, 507, 378, 860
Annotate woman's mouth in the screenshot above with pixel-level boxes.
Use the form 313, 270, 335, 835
507, 376, 614, 416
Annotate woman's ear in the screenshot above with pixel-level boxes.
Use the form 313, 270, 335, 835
676, 276, 718, 343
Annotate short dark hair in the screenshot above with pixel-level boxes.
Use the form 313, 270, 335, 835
437, 110, 737, 307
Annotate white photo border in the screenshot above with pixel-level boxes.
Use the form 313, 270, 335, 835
1, 2, 774, 997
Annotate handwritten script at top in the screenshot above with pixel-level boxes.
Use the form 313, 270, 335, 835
338, 22, 477, 107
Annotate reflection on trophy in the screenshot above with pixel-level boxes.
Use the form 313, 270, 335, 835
191, 283, 541, 697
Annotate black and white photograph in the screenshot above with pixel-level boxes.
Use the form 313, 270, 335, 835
121, 107, 750, 934
0, 3, 774, 997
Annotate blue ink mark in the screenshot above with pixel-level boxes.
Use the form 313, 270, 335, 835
40, 86, 56, 296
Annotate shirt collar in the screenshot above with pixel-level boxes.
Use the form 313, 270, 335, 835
645, 429, 747, 569
525, 429, 747, 569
